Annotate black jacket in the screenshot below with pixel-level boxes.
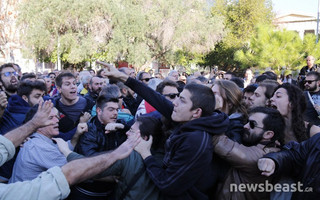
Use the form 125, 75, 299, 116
74, 116, 128, 194
125, 77, 230, 199
264, 133, 320, 200
75, 116, 128, 156
83, 90, 98, 109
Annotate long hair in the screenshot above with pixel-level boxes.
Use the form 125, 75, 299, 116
274, 83, 308, 142
214, 80, 248, 119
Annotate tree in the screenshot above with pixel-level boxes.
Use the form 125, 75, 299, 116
0, 0, 21, 62
18, 0, 226, 70
234, 25, 320, 73
203, 0, 274, 72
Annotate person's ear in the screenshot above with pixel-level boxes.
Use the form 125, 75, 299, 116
263, 130, 274, 140
22, 95, 28, 102
96, 107, 102, 116
192, 108, 202, 119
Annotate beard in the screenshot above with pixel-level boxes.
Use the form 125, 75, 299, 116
242, 129, 264, 146
306, 84, 318, 92
4, 83, 18, 93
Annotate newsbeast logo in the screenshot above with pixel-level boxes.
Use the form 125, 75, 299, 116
230, 181, 313, 193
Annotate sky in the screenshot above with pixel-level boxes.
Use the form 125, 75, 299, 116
272, 0, 319, 16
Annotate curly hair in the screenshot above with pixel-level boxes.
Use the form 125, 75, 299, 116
273, 83, 308, 142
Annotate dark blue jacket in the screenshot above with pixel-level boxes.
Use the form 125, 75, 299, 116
0, 95, 30, 135
0, 95, 31, 180
264, 133, 320, 200
125, 77, 230, 199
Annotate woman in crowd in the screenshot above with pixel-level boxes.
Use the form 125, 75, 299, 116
211, 80, 248, 143
270, 83, 320, 144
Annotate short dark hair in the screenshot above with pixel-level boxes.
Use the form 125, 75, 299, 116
196, 76, 208, 84
21, 73, 37, 82
259, 80, 279, 99
249, 107, 285, 145
306, 71, 320, 80
137, 72, 148, 81
136, 116, 165, 150
230, 77, 244, 88
96, 94, 119, 110
262, 71, 278, 81
156, 80, 178, 94
17, 80, 46, 97
48, 72, 56, 77
55, 72, 75, 87
184, 83, 215, 117
243, 84, 258, 94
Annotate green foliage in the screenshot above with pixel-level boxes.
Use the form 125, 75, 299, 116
17, 0, 225, 70
234, 25, 320, 73
205, 0, 274, 72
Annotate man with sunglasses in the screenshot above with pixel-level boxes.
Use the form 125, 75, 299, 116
212, 107, 285, 199
303, 71, 320, 126
137, 71, 152, 85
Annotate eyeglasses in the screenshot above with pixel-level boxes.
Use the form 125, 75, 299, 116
2, 71, 18, 77
304, 80, 317, 84
248, 120, 264, 130
141, 78, 153, 82
163, 93, 179, 99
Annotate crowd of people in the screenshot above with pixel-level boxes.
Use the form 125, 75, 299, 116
0, 56, 319, 200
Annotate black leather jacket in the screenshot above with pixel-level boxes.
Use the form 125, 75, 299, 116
264, 133, 320, 200
75, 116, 128, 156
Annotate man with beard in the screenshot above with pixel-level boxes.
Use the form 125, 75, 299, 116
303, 71, 320, 126
0, 64, 19, 100
84, 76, 103, 109
212, 107, 285, 200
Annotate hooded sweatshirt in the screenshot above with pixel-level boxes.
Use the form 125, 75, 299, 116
144, 112, 229, 200
124, 77, 230, 199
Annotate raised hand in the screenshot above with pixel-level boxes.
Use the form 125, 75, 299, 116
0, 91, 8, 109
134, 135, 153, 159
257, 158, 276, 176
79, 112, 91, 123
113, 129, 141, 160
53, 138, 72, 157
96, 61, 128, 82
105, 123, 125, 134
31, 101, 54, 128
76, 123, 88, 135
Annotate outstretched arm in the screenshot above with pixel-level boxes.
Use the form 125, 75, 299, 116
61, 129, 140, 185
97, 61, 174, 119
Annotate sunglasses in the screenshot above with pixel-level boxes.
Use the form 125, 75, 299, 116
2, 71, 18, 77
304, 80, 317, 84
164, 93, 179, 99
141, 78, 153, 82
248, 120, 264, 130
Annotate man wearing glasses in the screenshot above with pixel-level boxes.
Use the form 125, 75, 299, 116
0, 63, 19, 100
303, 71, 320, 126
137, 71, 152, 85
212, 107, 285, 199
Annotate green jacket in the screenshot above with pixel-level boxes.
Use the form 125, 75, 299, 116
68, 150, 162, 200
